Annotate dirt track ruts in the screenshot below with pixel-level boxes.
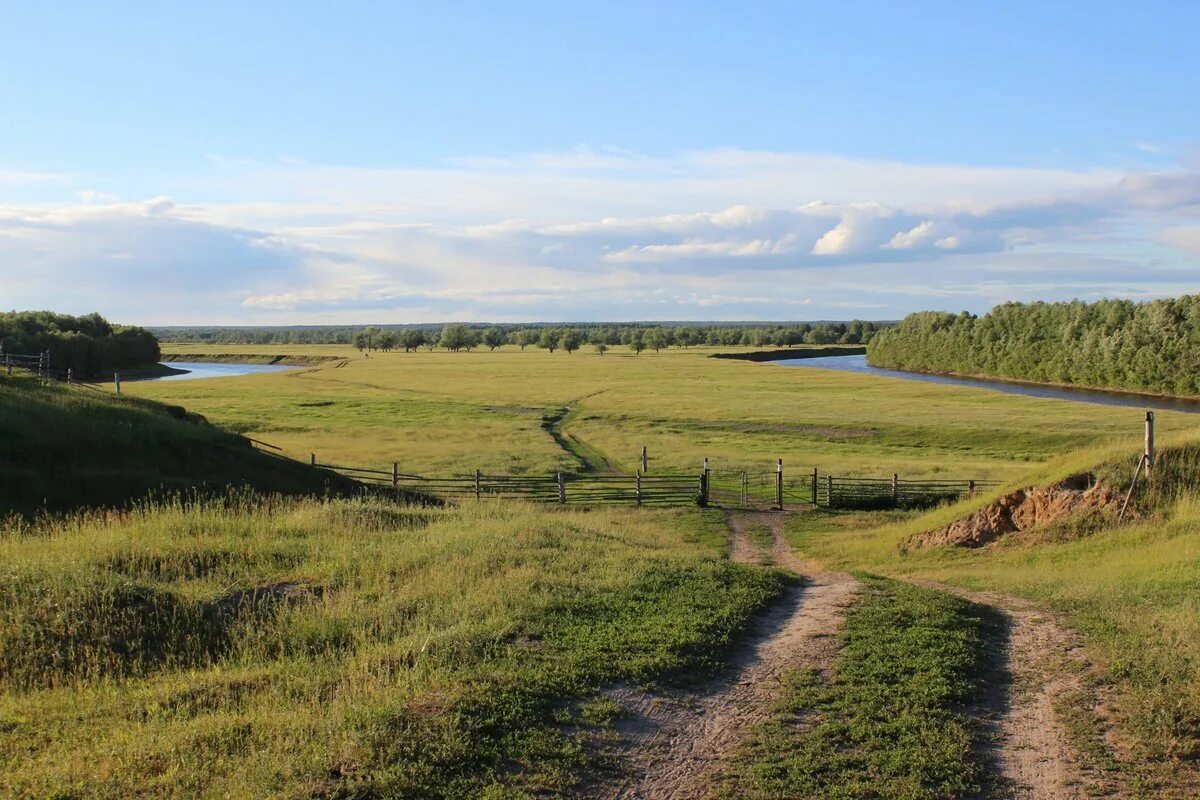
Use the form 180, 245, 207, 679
595, 511, 857, 800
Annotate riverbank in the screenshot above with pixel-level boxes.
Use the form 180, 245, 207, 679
710, 345, 867, 362
160, 353, 346, 366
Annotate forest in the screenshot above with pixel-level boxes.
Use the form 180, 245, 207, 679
867, 296, 1200, 396
0, 311, 160, 379
153, 320, 886, 351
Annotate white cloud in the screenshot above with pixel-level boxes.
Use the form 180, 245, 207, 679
2, 148, 1200, 323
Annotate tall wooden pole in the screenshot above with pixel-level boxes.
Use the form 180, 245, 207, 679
1145, 411, 1155, 478
641, 445, 648, 473
775, 458, 783, 510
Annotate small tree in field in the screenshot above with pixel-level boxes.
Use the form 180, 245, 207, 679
538, 328, 559, 353
439, 324, 477, 352
644, 328, 668, 353
352, 331, 370, 352
377, 331, 398, 352
482, 327, 506, 351
594, 342, 608, 356
513, 329, 537, 350
560, 329, 582, 354
401, 328, 427, 352
629, 330, 645, 355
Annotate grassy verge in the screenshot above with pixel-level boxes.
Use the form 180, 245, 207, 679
716, 575, 997, 800
787, 444, 1200, 792
0, 496, 784, 798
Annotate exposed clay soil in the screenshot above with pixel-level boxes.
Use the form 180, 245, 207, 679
592, 511, 857, 800
906, 473, 1122, 550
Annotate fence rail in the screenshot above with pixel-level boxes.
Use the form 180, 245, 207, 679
314, 460, 705, 506
310, 453, 995, 511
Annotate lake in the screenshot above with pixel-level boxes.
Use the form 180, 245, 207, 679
144, 361, 298, 381
774, 354, 1200, 414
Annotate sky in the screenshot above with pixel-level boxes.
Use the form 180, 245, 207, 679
2, 1, 1199, 325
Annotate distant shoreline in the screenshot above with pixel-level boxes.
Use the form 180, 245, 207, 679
710, 345, 867, 362
160, 353, 345, 366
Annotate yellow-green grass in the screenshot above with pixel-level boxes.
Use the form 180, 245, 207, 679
0, 495, 783, 798
124, 343, 1197, 484
788, 440, 1200, 791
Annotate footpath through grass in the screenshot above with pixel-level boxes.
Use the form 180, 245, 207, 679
0, 496, 783, 799
717, 576, 997, 800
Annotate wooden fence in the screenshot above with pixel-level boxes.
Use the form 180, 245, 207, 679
310, 458, 704, 506
306, 452, 995, 511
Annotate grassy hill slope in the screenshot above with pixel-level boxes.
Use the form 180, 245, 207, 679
789, 438, 1200, 794
0, 375, 355, 516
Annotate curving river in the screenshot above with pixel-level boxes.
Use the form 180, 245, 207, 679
145, 361, 297, 381
774, 354, 1200, 415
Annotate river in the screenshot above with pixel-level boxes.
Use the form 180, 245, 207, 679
144, 361, 298, 381
774, 354, 1200, 414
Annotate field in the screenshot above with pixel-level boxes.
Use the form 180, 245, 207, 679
126, 343, 1189, 483
9, 343, 1200, 797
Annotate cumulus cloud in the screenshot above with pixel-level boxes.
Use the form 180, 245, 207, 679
2, 148, 1199, 323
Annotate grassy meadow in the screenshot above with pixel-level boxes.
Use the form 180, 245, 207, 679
0, 495, 782, 798
124, 343, 1195, 483
787, 441, 1200, 793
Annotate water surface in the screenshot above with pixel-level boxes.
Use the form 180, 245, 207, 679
144, 361, 297, 381
775, 354, 1200, 414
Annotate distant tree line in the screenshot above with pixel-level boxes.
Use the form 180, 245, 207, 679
346, 320, 884, 355
156, 320, 886, 354
0, 311, 160, 379
867, 296, 1200, 396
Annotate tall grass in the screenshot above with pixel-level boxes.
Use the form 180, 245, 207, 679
0, 495, 783, 798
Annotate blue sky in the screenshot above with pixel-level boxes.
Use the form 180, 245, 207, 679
2, 1, 1199, 324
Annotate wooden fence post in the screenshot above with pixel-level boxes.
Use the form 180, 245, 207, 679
557, 472, 566, 505
811, 467, 818, 506
310, 452, 316, 466
968, 479, 975, 498
891, 473, 899, 505
827, 475, 834, 509
775, 459, 783, 510
641, 445, 648, 473
392, 462, 399, 492
1145, 411, 1155, 478
635, 471, 642, 506
114, 372, 121, 394
474, 469, 482, 500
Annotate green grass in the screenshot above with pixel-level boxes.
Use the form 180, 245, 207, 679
0, 375, 358, 516
788, 443, 1200, 792
122, 343, 1194, 482
0, 495, 784, 798
716, 576, 996, 800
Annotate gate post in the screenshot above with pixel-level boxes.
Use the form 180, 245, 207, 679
775, 459, 783, 510
557, 472, 566, 504
1145, 411, 1155, 477
827, 475, 834, 509
641, 445, 648, 473
635, 471, 642, 506
393, 462, 400, 492
474, 469, 482, 500
892, 473, 899, 506
812, 467, 818, 506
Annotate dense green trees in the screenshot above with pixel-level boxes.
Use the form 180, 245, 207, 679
0, 311, 159, 379
438, 324, 478, 352
867, 296, 1200, 396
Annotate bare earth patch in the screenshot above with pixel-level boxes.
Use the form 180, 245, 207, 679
593, 512, 858, 800
920, 583, 1102, 799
